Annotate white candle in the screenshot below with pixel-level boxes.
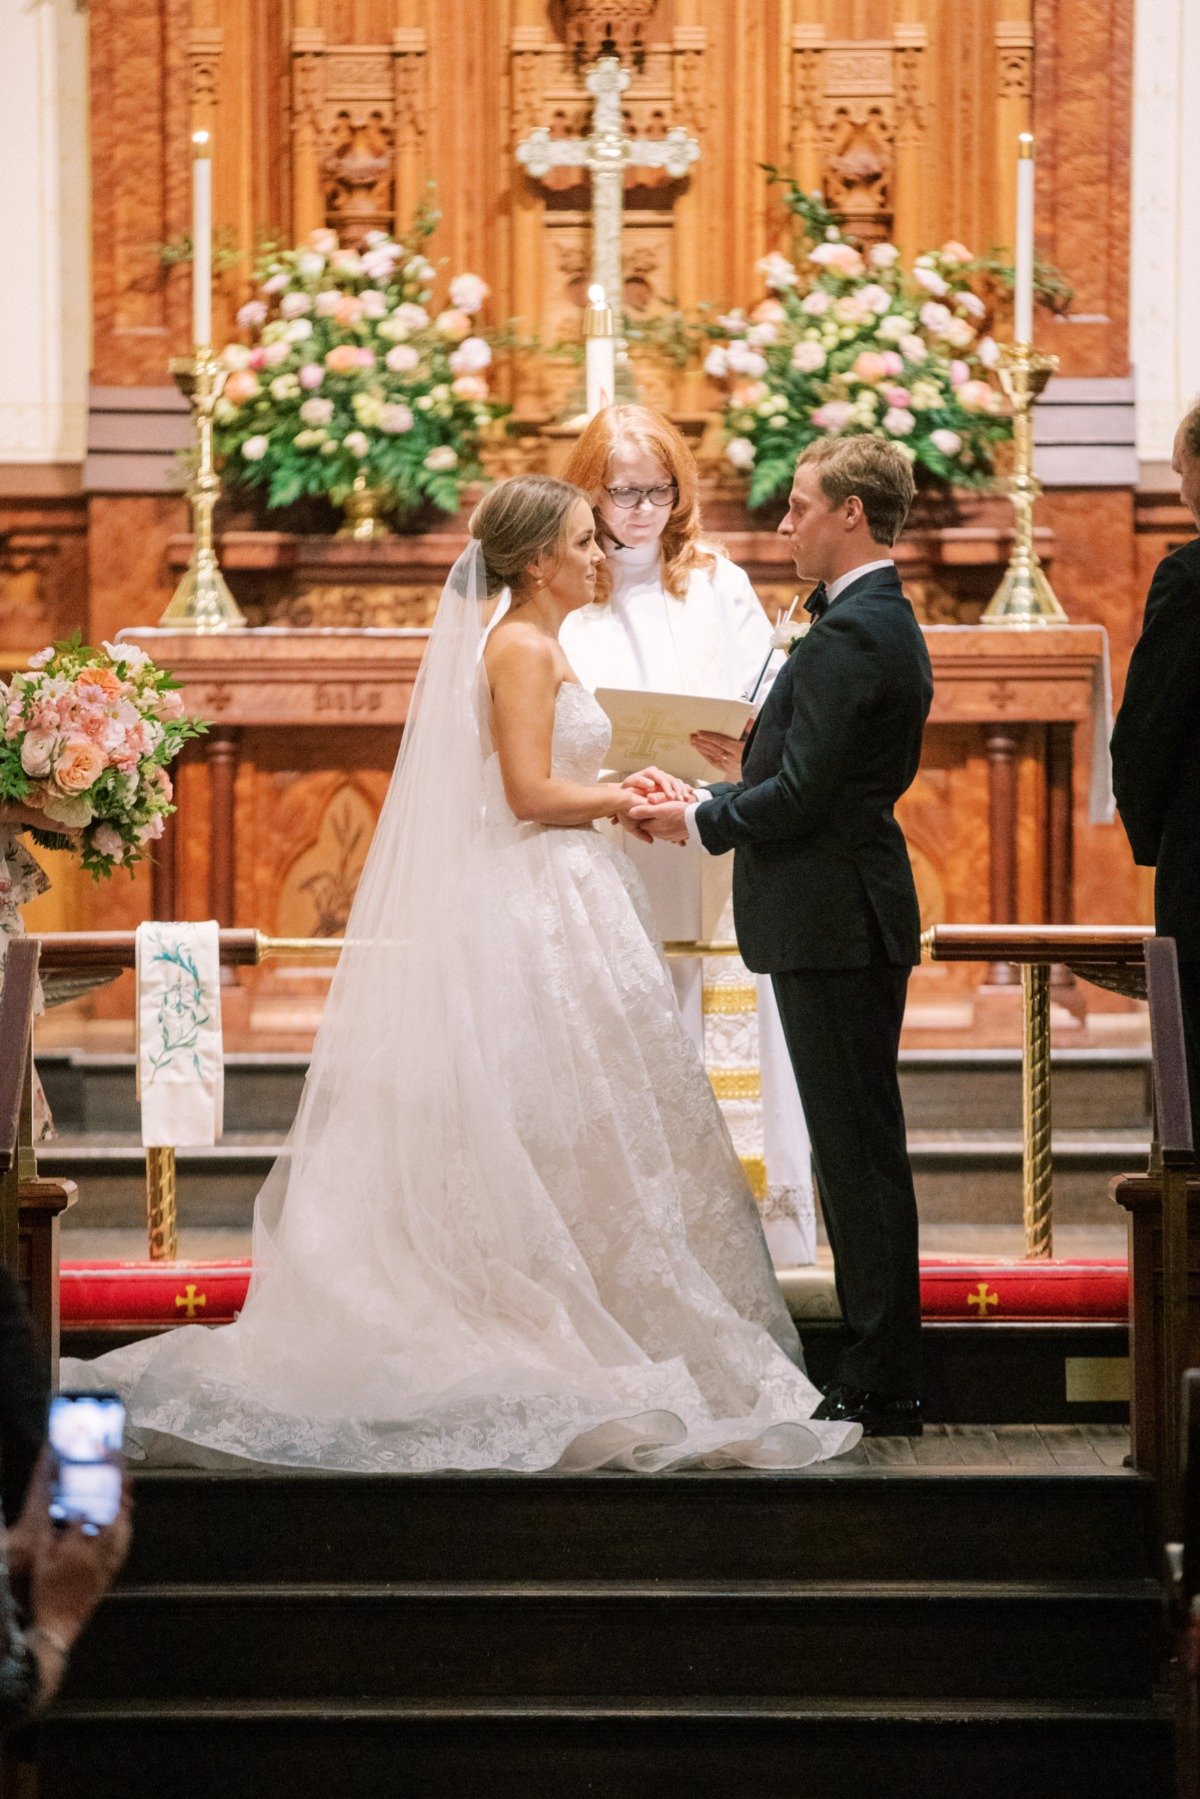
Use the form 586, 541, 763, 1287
192, 130, 213, 350
584, 283, 615, 419
1014, 132, 1035, 345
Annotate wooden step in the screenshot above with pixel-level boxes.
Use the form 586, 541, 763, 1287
37, 1695, 1173, 1799
120, 1465, 1154, 1586
61, 1578, 1164, 1705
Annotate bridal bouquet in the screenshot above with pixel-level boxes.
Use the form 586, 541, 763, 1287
706, 180, 1011, 509
212, 207, 508, 522
0, 639, 206, 878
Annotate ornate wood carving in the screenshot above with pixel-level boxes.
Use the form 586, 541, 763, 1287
558, 0, 659, 66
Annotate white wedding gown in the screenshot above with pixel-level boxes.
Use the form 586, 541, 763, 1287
62, 673, 857, 1473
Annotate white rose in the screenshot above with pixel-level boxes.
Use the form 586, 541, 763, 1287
859, 283, 893, 315
883, 406, 916, 436
280, 292, 312, 319
755, 252, 798, 290
899, 333, 927, 363
314, 290, 342, 317
725, 436, 755, 470
449, 273, 490, 314
791, 341, 826, 374
918, 302, 953, 335
269, 374, 300, 400
299, 397, 334, 427
448, 336, 492, 374
942, 316, 976, 349
914, 266, 949, 297
977, 335, 1000, 369
725, 341, 767, 377
241, 435, 269, 460
801, 290, 832, 317
343, 431, 369, 457
746, 321, 777, 347
221, 343, 252, 370
360, 289, 388, 319
877, 314, 911, 342
957, 291, 986, 319
236, 300, 267, 329
393, 303, 429, 333
869, 243, 901, 269
424, 446, 458, 471
297, 251, 326, 280
930, 428, 963, 456
704, 347, 729, 378
385, 344, 421, 375
285, 318, 313, 342
379, 403, 414, 434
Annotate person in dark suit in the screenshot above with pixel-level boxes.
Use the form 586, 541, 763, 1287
630, 436, 933, 1434
1111, 400, 1200, 1149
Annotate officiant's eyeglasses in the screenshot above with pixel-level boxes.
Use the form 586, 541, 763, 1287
604, 482, 679, 509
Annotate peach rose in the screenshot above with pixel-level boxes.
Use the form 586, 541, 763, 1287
77, 666, 123, 698
53, 737, 105, 795
731, 380, 768, 409
434, 308, 472, 341
324, 345, 363, 373
751, 298, 787, 325
851, 351, 890, 385
451, 375, 489, 403
224, 370, 262, 405
334, 295, 363, 329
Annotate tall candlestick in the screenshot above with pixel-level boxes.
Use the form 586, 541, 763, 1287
192, 130, 213, 350
1014, 131, 1035, 345
583, 283, 615, 419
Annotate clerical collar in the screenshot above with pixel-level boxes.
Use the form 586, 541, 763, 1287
604, 537, 663, 585
826, 558, 895, 603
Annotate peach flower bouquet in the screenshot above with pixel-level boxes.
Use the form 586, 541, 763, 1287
0, 638, 206, 877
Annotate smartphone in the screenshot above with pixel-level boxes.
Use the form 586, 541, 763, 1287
48, 1391, 125, 1534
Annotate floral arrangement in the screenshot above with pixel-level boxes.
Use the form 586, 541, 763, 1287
704, 184, 1011, 508
0, 640, 207, 878
212, 211, 507, 520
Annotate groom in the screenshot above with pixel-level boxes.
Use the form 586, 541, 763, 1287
631, 436, 933, 1434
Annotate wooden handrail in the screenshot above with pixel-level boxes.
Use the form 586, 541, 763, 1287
0, 938, 39, 1178
925, 924, 1154, 963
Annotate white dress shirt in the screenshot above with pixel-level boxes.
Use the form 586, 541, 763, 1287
683, 557, 896, 843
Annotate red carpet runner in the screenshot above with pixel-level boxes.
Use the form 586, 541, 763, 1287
60, 1257, 1130, 1329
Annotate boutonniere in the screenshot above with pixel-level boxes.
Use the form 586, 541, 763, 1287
770, 600, 810, 655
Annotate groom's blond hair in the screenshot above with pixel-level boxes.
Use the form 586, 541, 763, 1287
799, 436, 916, 545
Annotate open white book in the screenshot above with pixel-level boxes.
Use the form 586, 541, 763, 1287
595, 687, 756, 784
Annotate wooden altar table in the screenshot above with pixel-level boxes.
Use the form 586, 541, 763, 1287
123, 619, 1108, 1037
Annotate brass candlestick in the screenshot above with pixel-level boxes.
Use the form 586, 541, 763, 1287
981, 342, 1068, 627
159, 353, 246, 631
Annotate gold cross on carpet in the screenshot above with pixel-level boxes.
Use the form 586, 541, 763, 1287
967, 1282, 1000, 1316
175, 1283, 208, 1319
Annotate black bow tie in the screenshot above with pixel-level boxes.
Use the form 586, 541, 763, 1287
804, 583, 829, 622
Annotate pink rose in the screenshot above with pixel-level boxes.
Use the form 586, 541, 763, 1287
90, 823, 125, 860
19, 729, 57, 778
751, 298, 787, 325
155, 689, 185, 722
53, 737, 105, 795
298, 363, 325, 390
884, 385, 912, 408
247, 348, 269, 371
957, 379, 999, 414
385, 344, 420, 375
930, 428, 963, 457
435, 308, 472, 341
812, 400, 853, 432
948, 359, 970, 388
881, 351, 904, 376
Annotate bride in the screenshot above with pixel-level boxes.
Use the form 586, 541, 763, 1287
61, 475, 858, 1473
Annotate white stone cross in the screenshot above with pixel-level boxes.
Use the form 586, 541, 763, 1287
516, 54, 700, 317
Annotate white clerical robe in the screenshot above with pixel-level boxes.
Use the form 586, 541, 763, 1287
561, 540, 816, 1267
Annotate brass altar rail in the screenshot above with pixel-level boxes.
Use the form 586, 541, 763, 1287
924, 924, 1155, 1259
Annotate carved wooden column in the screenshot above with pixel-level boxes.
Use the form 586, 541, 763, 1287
891, 21, 928, 261
392, 23, 429, 234
996, 14, 1034, 242
188, 10, 222, 155
985, 726, 1022, 985
291, 3, 326, 241
205, 730, 240, 929
671, 16, 707, 412
509, 19, 550, 417
790, 25, 825, 196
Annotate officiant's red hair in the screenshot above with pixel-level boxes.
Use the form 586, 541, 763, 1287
565, 405, 715, 603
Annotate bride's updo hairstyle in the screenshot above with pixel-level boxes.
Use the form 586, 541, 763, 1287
469, 475, 587, 601
564, 404, 715, 604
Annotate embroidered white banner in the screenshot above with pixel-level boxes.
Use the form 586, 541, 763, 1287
135, 921, 224, 1149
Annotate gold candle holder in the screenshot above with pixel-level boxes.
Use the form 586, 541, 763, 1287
981, 342, 1068, 627
159, 353, 247, 631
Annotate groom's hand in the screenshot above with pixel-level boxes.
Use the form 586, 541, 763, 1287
627, 798, 690, 846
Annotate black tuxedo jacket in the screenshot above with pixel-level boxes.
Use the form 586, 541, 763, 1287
696, 564, 933, 973
1111, 535, 1200, 959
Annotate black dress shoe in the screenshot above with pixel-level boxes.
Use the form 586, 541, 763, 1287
812, 1382, 923, 1437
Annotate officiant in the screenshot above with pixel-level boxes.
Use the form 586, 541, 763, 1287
561, 406, 815, 1267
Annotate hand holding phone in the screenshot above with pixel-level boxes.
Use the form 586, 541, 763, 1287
47, 1392, 126, 1533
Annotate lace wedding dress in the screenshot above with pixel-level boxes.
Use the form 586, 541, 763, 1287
61, 549, 857, 1472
